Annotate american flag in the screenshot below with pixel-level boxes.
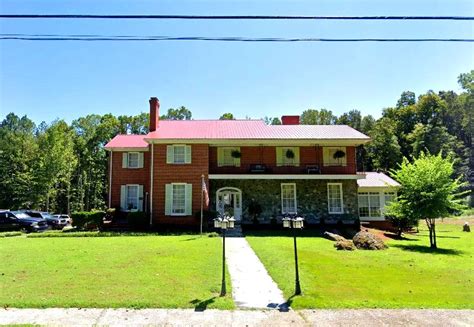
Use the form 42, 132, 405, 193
202, 176, 209, 207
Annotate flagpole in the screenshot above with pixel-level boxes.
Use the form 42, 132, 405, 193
200, 174, 204, 236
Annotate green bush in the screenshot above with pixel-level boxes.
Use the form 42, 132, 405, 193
0, 231, 23, 238
71, 211, 105, 229
127, 211, 149, 229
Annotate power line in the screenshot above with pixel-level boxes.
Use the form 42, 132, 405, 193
1, 34, 472, 42
0, 14, 473, 20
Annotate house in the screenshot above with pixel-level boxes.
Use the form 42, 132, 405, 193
357, 172, 400, 228
104, 97, 371, 227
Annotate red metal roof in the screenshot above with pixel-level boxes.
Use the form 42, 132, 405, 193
104, 135, 148, 149
146, 120, 370, 140
105, 120, 370, 149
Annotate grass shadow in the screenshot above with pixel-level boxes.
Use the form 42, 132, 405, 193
189, 297, 216, 311
416, 233, 461, 239
392, 244, 464, 255
383, 233, 418, 241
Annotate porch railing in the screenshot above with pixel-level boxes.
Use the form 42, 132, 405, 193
209, 163, 357, 175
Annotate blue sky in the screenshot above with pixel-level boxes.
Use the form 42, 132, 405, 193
0, 0, 473, 124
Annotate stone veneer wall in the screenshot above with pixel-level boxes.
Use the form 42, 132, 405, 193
210, 179, 358, 223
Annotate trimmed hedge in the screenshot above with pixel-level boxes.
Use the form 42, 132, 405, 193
0, 231, 23, 238
71, 211, 106, 229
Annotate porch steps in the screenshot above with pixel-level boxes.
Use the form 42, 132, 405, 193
224, 224, 243, 237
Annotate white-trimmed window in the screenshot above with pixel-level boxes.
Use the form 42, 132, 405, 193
323, 147, 347, 166
384, 192, 396, 204
165, 183, 192, 216
358, 192, 383, 218
327, 183, 343, 214
122, 152, 144, 168
120, 184, 144, 211
281, 183, 297, 214
218, 147, 241, 167
276, 147, 300, 166
166, 145, 192, 164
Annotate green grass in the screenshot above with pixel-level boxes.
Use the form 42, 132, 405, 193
0, 235, 233, 309
246, 220, 474, 309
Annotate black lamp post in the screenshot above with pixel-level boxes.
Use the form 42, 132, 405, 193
282, 214, 304, 295
214, 215, 235, 296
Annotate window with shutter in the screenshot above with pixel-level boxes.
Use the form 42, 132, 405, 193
166, 145, 191, 164
127, 152, 140, 168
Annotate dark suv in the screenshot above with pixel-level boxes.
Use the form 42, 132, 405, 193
0, 210, 49, 232
26, 211, 68, 229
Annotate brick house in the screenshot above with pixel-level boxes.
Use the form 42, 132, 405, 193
104, 97, 371, 227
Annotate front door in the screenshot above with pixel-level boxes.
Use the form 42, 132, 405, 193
216, 188, 242, 221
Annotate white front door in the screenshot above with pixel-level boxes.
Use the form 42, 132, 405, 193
216, 188, 242, 221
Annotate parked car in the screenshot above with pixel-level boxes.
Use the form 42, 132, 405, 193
53, 214, 72, 225
0, 210, 49, 232
26, 211, 68, 229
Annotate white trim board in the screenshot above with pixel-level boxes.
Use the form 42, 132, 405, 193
208, 174, 364, 180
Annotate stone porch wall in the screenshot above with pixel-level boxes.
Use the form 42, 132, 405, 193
210, 179, 358, 223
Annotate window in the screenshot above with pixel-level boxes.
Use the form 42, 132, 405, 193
384, 192, 396, 204
166, 145, 191, 164
327, 183, 343, 214
122, 152, 144, 168
218, 147, 241, 167
127, 185, 139, 210
276, 147, 300, 166
358, 192, 383, 217
323, 147, 347, 166
281, 183, 297, 214
165, 183, 192, 216
120, 184, 143, 211
128, 153, 139, 168
172, 184, 186, 215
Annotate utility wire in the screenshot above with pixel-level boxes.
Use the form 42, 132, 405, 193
0, 34, 472, 42
0, 14, 473, 20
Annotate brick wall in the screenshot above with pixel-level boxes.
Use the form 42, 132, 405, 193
151, 144, 209, 225
110, 151, 150, 209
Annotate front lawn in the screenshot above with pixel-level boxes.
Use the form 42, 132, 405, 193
0, 235, 233, 309
246, 219, 474, 309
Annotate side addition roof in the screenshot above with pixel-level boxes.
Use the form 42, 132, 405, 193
357, 172, 400, 189
104, 135, 148, 151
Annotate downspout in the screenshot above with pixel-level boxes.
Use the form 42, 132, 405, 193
149, 143, 154, 226
108, 151, 113, 208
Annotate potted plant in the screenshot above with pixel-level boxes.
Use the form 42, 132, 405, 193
333, 150, 346, 164
285, 149, 295, 159
231, 149, 242, 159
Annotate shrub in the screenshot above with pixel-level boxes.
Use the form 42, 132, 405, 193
0, 231, 23, 238
71, 211, 106, 229
127, 211, 149, 229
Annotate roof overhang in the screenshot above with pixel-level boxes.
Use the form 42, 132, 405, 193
209, 174, 365, 180
104, 147, 149, 152
145, 138, 370, 146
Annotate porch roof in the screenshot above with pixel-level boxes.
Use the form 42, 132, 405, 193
357, 172, 400, 189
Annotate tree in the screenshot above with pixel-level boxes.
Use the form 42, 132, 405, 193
366, 118, 402, 172
396, 91, 416, 108
386, 152, 467, 248
219, 113, 235, 120
300, 109, 336, 125
160, 106, 192, 120
337, 110, 362, 131
263, 116, 281, 125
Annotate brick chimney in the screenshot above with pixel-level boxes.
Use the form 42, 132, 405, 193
281, 115, 300, 125
149, 97, 160, 132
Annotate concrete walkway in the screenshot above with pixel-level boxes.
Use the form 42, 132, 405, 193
225, 236, 287, 309
1, 308, 473, 326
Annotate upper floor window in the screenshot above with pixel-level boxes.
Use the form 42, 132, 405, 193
276, 147, 300, 166
323, 147, 347, 166
281, 183, 297, 214
122, 152, 144, 169
327, 183, 344, 214
218, 147, 241, 167
166, 145, 192, 164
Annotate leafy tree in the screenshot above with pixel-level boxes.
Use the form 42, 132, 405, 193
219, 113, 235, 120
300, 109, 336, 125
366, 118, 402, 172
160, 106, 192, 120
396, 91, 416, 108
263, 116, 281, 125
387, 152, 467, 248
0, 113, 38, 209
337, 110, 362, 130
